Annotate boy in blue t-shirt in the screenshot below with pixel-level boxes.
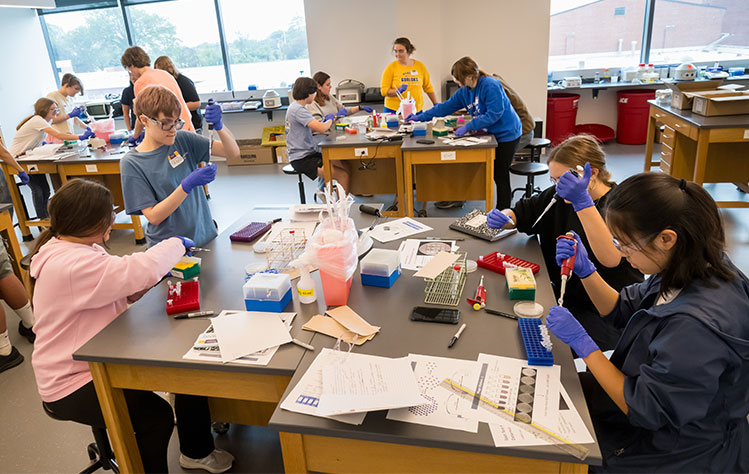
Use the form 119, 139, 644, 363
286, 76, 350, 192
121, 84, 240, 247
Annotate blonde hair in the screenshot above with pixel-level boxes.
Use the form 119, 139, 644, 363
135, 85, 181, 119
154, 56, 180, 78
17, 98, 55, 130
547, 135, 613, 186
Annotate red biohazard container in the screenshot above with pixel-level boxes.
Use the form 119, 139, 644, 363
546, 93, 580, 146
616, 89, 655, 144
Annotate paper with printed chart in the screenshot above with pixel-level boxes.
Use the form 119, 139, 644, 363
386, 354, 488, 432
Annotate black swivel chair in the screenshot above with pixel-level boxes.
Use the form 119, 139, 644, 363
509, 161, 550, 201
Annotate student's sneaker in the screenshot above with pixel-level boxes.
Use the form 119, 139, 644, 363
434, 201, 465, 209
18, 321, 35, 343
0, 347, 24, 374
179, 449, 234, 473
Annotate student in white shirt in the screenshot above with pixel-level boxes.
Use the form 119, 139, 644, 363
46, 73, 87, 138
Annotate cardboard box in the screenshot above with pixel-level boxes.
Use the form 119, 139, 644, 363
274, 146, 289, 163
688, 90, 749, 117
663, 79, 723, 109
230, 139, 274, 166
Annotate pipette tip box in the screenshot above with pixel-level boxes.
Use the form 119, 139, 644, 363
360, 249, 401, 288
518, 317, 554, 366
170, 256, 201, 280
505, 267, 536, 300
243, 273, 292, 312
412, 122, 427, 136
166, 280, 200, 315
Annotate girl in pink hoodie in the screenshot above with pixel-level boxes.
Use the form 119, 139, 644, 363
30, 179, 233, 473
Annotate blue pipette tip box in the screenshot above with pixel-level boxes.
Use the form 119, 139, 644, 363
518, 317, 554, 366
244, 287, 292, 312
361, 268, 401, 288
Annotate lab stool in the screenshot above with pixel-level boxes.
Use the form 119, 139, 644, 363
510, 162, 549, 201
42, 402, 119, 473
282, 164, 306, 204
525, 138, 551, 163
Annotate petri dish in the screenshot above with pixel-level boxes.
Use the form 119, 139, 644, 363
466, 259, 478, 273
514, 301, 544, 318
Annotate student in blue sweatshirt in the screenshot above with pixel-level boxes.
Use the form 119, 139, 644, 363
407, 56, 521, 209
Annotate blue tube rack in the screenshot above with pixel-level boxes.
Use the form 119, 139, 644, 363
518, 317, 554, 366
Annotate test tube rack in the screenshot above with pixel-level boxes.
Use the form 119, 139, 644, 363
518, 317, 554, 366
265, 228, 307, 271
477, 251, 540, 275
424, 252, 467, 306
166, 279, 200, 315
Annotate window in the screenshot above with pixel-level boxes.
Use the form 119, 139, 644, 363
219, 0, 309, 90
43, 7, 130, 99
649, 0, 749, 65
549, 0, 645, 71
126, 0, 227, 93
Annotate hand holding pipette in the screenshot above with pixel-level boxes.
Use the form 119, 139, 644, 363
531, 164, 585, 229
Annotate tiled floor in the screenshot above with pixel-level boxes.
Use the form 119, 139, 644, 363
0, 142, 746, 472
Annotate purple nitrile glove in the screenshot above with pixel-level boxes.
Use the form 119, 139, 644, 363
454, 125, 468, 136
546, 306, 599, 358
556, 162, 594, 212
204, 101, 223, 130
397, 84, 408, 94
486, 209, 510, 229
405, 113, 421, 122
360, 105, 373, 113
128, 131, 144, 147
78, 127, 95, 141
181, 163, 217, 194
177, 236, 195, 256
17, 171, 30, 185
336, 108, 347, 118
323, 113, 335, 122
555, 230, 596, 278
68, 106, 85, 119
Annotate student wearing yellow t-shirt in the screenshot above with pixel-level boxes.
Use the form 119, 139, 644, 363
380, 37, 437, 113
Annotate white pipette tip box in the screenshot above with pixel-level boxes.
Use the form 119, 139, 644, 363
360, 248, 401, 288
243, 273, 292, 312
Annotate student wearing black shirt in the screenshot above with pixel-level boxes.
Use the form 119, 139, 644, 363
487, 135, 643, 350
154, 56, 202, 131
120, 81, 136, 132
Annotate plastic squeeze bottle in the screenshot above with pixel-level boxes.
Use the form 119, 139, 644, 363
297, 264, 316, 304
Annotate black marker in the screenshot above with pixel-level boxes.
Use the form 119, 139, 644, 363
484, 308, 518, 320
174, 311, 214, 320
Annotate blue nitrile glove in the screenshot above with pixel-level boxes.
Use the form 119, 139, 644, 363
17, 171, 30, 185
555, 230, 596, 278
454, 125, 468, 136
78, 127, 95, 141
361, 105, 373, 113
128, 131, 144, 147
68, 106, 84, 119
397, 84, 408, 94
177, 236, 195, 256
323, 113, 335, 122
547, 306, 599, 358
336, 107, 348, 118
181, 163, 217, 194
405, 113, 422, 122
204, 101, 223, 130
486, 209, 510, 229
556, 162, 594, 212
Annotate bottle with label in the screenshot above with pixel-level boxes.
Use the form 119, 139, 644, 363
637, 63, 647, 80
603, 68, 610, 83
594, 71, 600, 83
296, 264, 316, 304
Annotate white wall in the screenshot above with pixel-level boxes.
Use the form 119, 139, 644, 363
0, 7, 56, 145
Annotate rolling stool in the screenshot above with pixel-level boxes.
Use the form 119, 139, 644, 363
525, 138, 551, 163
42, 402, 119, 473
510, 162, 549, 201
282, 164, 306, 204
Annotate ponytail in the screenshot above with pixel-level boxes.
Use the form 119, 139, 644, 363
17, 98, 56, 130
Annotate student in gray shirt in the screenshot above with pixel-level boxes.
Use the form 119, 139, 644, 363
285, 77, 350, 192
307, 71, 373, 122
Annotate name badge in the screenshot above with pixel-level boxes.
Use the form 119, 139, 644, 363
411, 70, 418, 75
168, 150, 185, 168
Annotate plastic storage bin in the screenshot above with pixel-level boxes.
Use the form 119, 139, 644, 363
243, 273, 292, 312
616, 89, 655, 145
546, 93, 579, 145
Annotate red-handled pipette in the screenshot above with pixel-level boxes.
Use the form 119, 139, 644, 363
556, 231, 577, 306
467, 275, 487, 310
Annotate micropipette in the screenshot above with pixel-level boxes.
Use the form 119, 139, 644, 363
530, 165, 584, 229
556, 231, 577, 306
467, 275, 486, 310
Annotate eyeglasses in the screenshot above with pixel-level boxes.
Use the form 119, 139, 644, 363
549, 175, 562, 186
143, 115, 184, 131
612, 233, 658, 256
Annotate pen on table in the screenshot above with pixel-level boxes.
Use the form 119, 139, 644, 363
174, 311, 214, 320
189, 247, 211, 252
425, 237, 465, 241
291, 338, 315, 351
484, 308, 519, 320
448, 323, 467, 348
270, 217, 282, 224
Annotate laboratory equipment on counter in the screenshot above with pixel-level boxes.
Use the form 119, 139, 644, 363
655, 89, 672, 106
166, 280, 200, 315
262, 90, 282, 109
336, 79, 365, 104
296, 264, 316, 304
518, 318, 554, 366
84, 99, 116, 119
242, 272, 292, 312
530, 165, 584, 229
562, 76, 581, 88
673, 63, 696, 81
424, 252, 467, 306
556, 232, 577, 306
476, 251, 540, 275
467, 275, 486, 310
360, 248, 401, 288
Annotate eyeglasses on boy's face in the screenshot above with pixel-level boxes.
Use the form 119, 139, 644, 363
142, 115, 184, 131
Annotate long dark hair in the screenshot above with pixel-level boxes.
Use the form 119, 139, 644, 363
31, 179, 115, 260
312, 71, 331, 106
605, 173, 733, 297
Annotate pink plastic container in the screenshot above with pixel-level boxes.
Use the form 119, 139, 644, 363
319, 270, 353, 306
89, 119, 115, 143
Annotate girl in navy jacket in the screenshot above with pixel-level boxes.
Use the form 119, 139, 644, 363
408, 57, 521, 209
547, 172, 748, 472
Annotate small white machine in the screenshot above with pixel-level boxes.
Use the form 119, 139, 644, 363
673, 63, 696, 81
262, 90, 282, 109
562, 76, 582, 88
336, 79, 365, 104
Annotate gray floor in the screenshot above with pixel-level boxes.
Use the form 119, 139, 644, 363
0, 142, 747, 472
